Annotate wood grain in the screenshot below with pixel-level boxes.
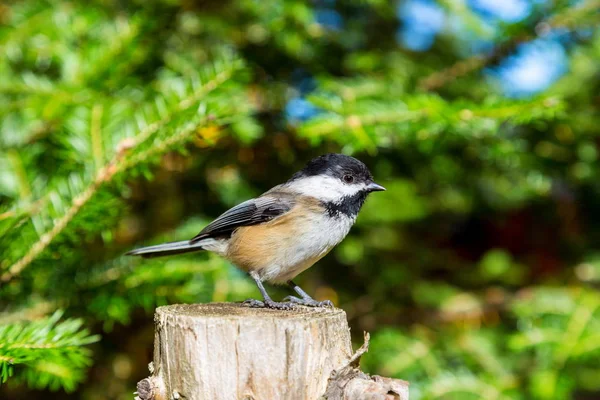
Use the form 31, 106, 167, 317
135, 303, 409, 400
141, 303, 352, 400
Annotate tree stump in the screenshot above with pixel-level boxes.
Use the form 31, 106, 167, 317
136, 303, 408, 400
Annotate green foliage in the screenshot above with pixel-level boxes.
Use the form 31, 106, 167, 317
0, 0, 258, 390
0, 311, 99, 392
1, 0, 600, 398
363, 287, 600, 399
78, 218, 256, 330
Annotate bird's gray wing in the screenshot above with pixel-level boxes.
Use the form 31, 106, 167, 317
190, 192, 295, 243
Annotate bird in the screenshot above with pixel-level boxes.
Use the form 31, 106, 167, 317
126, 153, 385, 309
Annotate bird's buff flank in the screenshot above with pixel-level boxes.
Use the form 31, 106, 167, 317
127, 153, 385, 309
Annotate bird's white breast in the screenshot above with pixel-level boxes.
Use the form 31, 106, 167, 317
257, 211, 355, 283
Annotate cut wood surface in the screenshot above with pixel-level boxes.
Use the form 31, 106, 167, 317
136, 303, 408, 400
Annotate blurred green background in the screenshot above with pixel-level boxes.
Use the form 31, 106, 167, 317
1, 0, 600, 398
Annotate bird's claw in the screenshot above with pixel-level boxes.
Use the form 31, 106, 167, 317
243, 298, 296, 310
283, 296, 334, 308
242, 298, 264, 308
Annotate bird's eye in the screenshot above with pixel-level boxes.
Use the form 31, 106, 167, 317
343, 174, 354, 183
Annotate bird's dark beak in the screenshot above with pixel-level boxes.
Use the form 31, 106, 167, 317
366, 182, 386, 192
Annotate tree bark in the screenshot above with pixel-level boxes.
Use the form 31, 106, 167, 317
135, 303, 408, 400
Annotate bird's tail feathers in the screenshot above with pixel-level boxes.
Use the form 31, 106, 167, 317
126, 240, 205, 258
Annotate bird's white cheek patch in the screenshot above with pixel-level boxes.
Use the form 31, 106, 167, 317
286, 176, 365, 202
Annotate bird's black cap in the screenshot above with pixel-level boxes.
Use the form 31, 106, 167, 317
289, 153, 374, 184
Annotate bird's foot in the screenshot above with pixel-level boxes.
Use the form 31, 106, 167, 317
242, 298, 296, 310
283, 296, 334, 308
242, 298, 264, 308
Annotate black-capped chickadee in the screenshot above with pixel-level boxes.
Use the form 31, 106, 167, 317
127, 153, 385, 309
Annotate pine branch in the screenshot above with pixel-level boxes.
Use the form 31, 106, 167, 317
418, 0, 600, 91
0, 311, 99, 391
0, 59, 243, 283
553, 291, 600, 368
298, 92, 564, 149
